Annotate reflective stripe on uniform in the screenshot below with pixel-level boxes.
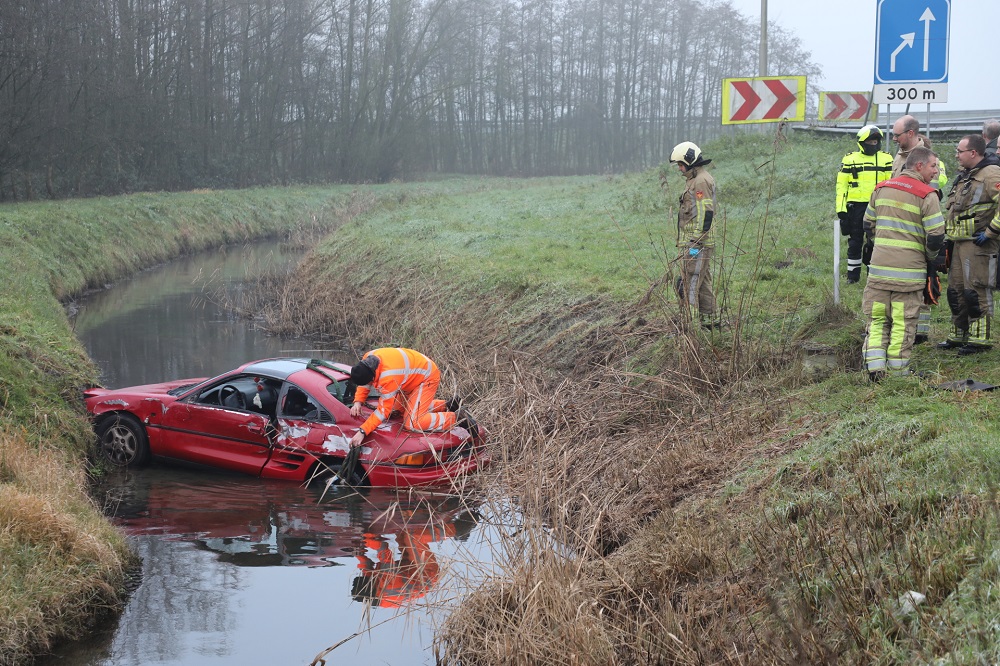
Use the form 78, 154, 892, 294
868, 265, 925, 282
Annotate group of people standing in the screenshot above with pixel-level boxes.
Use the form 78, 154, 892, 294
665, 115, 1000, 383
837, 115, 1000, 380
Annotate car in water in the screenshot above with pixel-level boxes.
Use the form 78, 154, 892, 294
83, 358, 488, 488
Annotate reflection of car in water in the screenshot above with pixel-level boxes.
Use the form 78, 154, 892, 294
83, 357, 488, 488
102, 470, 479, 570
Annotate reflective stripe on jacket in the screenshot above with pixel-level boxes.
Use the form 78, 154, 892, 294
863, 170, 945, 292
677, 166, 716, 248
944, 163, 1000, 240
836, 150, 893, 213
354, 348, 437, 435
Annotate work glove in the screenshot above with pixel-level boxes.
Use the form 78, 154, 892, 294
929, 250, 947, 272
862, 239, 874, 267
923, 267, 941, 305
837, 212, 847, 221
973, 231, 989, 246
839, 215, 850, 237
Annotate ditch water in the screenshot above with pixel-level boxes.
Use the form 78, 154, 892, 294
43, 241, 497, 666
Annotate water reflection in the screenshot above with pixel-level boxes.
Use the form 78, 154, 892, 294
49, 241, 494, 666
43, 469, 481, 666
100, 471, 479, 572
70, 242, 351, 389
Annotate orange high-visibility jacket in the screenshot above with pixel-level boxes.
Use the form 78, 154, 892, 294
354, 347, 442, 435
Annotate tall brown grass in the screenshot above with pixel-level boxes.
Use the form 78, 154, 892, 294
0, 431, 130, 665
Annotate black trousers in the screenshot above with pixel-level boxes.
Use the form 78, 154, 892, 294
842, 202, 867, 273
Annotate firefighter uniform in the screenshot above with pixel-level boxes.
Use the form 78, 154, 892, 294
670, 141, 718, 327
861, 170, 945, 378
353, 347, 455, 435
941, 158, 1000, 350
837, 127, 893, 283
892, 135, 947, 340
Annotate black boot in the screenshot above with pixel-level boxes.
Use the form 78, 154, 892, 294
957, 344, 989, 356
846, 268, 861, 284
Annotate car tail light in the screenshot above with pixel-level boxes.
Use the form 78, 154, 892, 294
393, 452, 433, 467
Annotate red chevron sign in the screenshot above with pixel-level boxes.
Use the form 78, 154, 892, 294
721, 76, 806, 125
818, 91, 871, 122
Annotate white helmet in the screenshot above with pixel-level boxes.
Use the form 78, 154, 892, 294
670, 141, 706, 167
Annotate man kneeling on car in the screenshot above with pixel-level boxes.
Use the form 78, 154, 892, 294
348, 348, 476, 448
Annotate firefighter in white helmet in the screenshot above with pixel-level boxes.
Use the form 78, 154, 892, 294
669, 141, 718, 329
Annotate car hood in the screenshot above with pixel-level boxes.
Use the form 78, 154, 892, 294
84, 378, 207, 399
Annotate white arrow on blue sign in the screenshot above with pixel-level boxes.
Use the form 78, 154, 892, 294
875, 0, 950, 84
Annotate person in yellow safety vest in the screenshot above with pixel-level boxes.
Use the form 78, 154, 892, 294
937, 134, 1000, 355
836, 125, 893, 284
669, 140, 719, 330
347, 347, 472, 448
861, 146, 945, 381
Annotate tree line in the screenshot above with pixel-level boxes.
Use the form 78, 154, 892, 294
0, 0, 820, 199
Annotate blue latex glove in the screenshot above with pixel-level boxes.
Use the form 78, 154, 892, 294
973, 231, 989, 246
688, 247, 701, 256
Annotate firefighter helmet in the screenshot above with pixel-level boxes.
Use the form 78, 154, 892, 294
670, 141, 709, 167
857, 125, 884, 155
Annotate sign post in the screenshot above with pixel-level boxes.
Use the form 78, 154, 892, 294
873, 0, 950, 104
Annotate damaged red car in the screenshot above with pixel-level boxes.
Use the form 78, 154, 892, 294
83, 358, 488, 488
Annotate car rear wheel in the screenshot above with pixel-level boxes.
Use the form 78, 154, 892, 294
97, 413, 151, 467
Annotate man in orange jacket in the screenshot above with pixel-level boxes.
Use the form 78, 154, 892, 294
347, 347, 467, 448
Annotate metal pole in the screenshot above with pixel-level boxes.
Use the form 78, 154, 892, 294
833, 219, 840, 305
760, 0, 768, 77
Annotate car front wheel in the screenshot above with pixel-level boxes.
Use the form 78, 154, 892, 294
97, 413, 151, 467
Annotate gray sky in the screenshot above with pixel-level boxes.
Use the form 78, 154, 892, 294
727, 0, 997, 114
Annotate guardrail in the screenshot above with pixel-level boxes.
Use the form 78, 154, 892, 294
797, 108, 1000, 139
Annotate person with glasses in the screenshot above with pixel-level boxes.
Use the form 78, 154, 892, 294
937, 134, 1000, 354
890, 115, 922, 177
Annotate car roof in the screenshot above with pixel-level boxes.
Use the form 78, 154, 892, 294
241, 358, 351, 383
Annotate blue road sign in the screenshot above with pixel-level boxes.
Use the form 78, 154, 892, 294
875, 0, 949, 84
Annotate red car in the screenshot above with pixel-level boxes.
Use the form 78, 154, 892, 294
83, 358, 488, 488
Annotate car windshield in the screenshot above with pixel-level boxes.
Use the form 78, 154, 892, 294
167, 382, 200, 396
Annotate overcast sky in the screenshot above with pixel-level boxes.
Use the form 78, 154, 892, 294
727, 0, 997, 114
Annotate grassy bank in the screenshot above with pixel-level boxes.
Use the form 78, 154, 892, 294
0, 184, 422, 663
245, 133, 1000, 663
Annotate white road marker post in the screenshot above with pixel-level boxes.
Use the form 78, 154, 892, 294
833, 219, 841, 304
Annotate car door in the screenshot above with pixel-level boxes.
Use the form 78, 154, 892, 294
156, 374, 275, 475
273, 384, 350, 454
